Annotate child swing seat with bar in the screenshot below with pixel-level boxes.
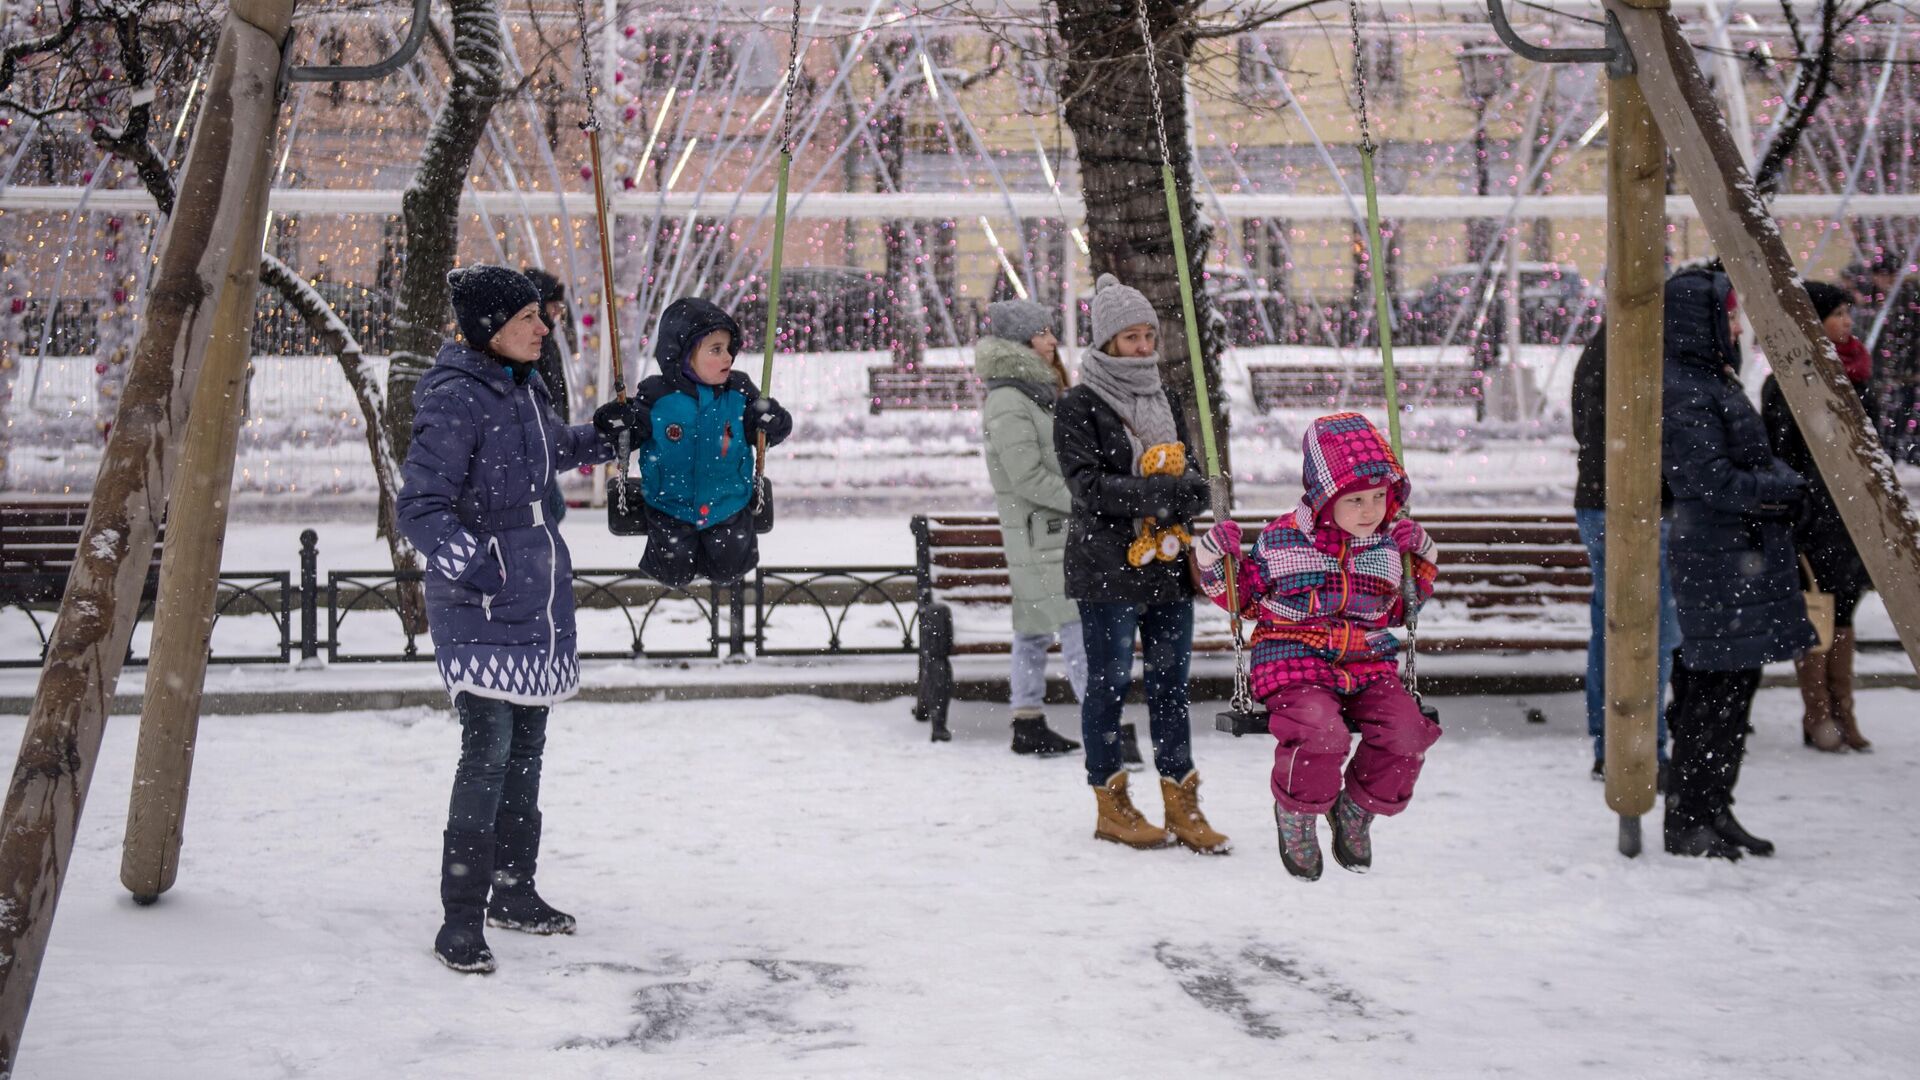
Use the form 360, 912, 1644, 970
1119, 0, 1436, 736
595, 0, 802, 539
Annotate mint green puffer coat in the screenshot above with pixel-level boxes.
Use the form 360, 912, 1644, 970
976, 336, 1079, 634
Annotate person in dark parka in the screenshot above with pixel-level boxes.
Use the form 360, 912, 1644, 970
524, 267, 574, 524
628, 297, 792, 588
1055, 273, 1227, 855
398, 265, 631, 974
1761, 280, 1878, 753
1660, 267, 1817, 860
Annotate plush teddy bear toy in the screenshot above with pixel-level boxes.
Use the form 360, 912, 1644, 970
1126, 441, 1195, 567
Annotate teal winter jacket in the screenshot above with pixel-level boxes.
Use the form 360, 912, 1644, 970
633, 298, 793, 529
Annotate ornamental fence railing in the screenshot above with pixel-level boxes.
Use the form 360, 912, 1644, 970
0, 530, 920, 669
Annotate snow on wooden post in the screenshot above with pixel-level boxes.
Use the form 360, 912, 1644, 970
119, 124, 280, 905
1600, 13, 1666, 831
0, 1, 293, 1070
1613, 1, 1920, 675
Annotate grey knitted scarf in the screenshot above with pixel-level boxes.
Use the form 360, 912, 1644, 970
1079, 347, 1177, 472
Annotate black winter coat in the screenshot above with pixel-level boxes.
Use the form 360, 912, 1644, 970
1661, 269, 1816, 671
1053, 384, 1207, 605
1760, 375, 1874, 601
1570, 329, 1673, 511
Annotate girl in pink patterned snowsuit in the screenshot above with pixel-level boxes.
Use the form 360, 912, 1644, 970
1194, 412, 1440, 880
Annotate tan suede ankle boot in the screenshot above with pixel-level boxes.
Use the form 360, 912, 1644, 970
1093, 772, 1171, 849
1160, 771, 1231, 855
1795, 647, 1845, 752
1830, 628, 1871, 752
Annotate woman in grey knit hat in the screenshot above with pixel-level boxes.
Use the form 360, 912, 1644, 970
975, 299, 1088, 757
1052, 273, 1229, 855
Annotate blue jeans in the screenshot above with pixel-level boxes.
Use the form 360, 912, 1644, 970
1077, 600, 1195, 786
448, 693, 548, 835
1575, 509, 1679, 763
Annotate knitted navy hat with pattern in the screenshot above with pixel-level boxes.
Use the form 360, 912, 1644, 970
448, 265, 541, 351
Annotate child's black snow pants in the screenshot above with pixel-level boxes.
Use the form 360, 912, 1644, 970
640, 505, 758, 588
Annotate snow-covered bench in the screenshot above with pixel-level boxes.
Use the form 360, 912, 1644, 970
909, 510, 1593, 736
0, 498, 165, 607
867, 365, 983, 413
1247, 362, 1485, 412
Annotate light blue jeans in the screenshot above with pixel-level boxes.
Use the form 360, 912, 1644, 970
1010, 620, 1088, 713
1575, 508, 1680, 764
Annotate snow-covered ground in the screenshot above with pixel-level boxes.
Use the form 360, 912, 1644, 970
12, 688, 1918, 1078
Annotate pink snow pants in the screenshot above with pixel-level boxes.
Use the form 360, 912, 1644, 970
1265, 679, 1441, 816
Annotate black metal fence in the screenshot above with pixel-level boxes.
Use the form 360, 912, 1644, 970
0, 529, 920, 668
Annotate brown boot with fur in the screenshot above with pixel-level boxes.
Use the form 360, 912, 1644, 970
1160, 771, 1231, 855
1829, 627, 1871, 752
1092, 771, 1171, 849
1795, 647, 1845, 752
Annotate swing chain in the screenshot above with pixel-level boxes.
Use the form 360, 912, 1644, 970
1346, 0, 1374, 156
780, 0, 803, 154
572, 0, 602, 134
1132, 0, 1175, 172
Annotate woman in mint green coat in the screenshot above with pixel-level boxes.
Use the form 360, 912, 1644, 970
977, 300, 1089, 756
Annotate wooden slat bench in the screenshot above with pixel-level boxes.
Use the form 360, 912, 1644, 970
909, 509, 1592, 737
1, 499, 165, 607
1248, 362, 1485, 412
867, 365, 983, 414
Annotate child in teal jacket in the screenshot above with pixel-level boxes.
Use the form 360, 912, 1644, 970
628, 298, 792, 586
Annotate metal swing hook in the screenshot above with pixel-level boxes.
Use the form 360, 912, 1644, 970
287, 0, 434, 84
1486, 0, 1636, 78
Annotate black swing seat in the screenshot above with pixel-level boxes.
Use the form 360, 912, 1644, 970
605, 476, 776, 536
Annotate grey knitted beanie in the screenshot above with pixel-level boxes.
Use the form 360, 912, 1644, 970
985, 299, 1054, 346
1089, 273, 1158, 352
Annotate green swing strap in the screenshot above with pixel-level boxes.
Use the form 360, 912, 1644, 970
753, 0, 804, 513
1130, 0, 1255, 716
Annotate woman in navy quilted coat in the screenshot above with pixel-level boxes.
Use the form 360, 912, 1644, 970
1659, 267, 1816, 861
398, 265, 630, 974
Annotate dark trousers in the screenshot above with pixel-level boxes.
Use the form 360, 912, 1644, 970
641, 505, 758, 587
1077, 599, 1195, 787
448, 692, 548, 835
1664, 657, 1761, 831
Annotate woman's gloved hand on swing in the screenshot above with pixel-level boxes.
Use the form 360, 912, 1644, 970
593, 398, 651, 441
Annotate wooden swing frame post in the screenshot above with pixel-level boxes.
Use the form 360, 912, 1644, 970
1601, 4, 1666, 832
0, 0, 296, 1066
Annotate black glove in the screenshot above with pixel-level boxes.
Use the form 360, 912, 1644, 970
742, 395, 781, 436
593, 398, 650, 441
1154, 472, 1210, 518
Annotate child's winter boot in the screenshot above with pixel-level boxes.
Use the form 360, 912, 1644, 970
1160, 771, 1231, 855
487, 812, 577, 935
1273, 803, 1324, 881
1327, 790, 1373, 873
1092, 772, 1172, 849
436, 829, 498, 973
1010, 712, 1081, 756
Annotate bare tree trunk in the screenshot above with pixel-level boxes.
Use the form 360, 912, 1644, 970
1054, 0, 1230, 485
386, 0, 510, 458
0, 2, 290, 1064
260, 255, 427, 635
873, 41, 926, 369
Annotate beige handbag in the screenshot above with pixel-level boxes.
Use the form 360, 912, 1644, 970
1800, 555, 1835, 655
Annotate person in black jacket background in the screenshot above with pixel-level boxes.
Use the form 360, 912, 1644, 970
1661, 267, 1816, 860
1570, 326, 1679, 785
1055, 274, 1227, 855
1761, 280, 1878, 753
525, 267, 574, 524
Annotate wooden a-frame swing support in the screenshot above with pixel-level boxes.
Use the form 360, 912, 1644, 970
0, 0, 433, 1070
1492, 0, 1920, 856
